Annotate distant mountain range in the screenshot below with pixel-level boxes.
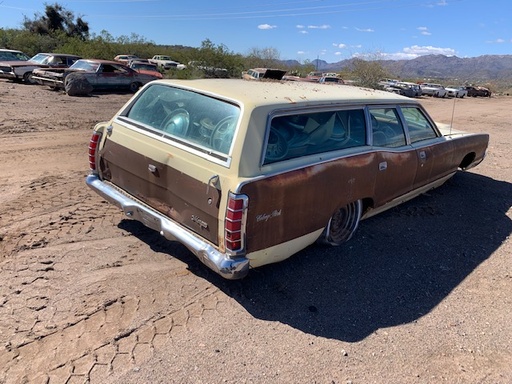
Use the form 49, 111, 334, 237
282, 54, 512, 83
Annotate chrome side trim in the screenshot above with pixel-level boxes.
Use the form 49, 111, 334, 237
86, 174, 250, 280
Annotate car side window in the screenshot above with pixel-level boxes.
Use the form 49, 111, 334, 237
369, 108, 406, 147
401, 107, 438, 143
264, 109, 367, 164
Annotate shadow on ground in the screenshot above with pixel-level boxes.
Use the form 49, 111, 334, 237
120, 171, 512, 342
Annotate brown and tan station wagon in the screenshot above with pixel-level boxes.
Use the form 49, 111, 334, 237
86, 79, 489, 279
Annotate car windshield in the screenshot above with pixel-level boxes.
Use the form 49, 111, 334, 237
69, 60, 99, 72
0, 50, 30, 61
30, 53, 50, 64
123, 83, 241, 156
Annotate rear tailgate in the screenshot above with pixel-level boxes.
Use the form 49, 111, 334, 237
98, 124, 222, 245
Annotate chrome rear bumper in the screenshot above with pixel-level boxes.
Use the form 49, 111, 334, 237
86, 174, 250, 279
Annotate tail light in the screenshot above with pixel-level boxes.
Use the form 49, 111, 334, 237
88, 131, 102, 171
225, 193, 248, 254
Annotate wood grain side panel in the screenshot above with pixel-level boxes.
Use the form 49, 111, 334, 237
240, 153, 379, 252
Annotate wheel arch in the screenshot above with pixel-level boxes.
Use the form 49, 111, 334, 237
459, 152, 476, 170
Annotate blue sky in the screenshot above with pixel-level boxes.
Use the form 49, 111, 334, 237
1, 0, 511, 63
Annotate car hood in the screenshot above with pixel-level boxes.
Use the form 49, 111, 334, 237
0, 60, 46, 68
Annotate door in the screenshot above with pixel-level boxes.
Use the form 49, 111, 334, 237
369, 107, 417, 206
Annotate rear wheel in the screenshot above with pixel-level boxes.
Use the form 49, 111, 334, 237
129, 82, 140, 93
318, 200, 362, 246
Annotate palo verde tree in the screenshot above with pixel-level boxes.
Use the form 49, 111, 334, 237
350, 56, 390, 89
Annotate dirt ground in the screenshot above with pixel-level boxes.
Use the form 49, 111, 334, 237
0, 81, 510, 384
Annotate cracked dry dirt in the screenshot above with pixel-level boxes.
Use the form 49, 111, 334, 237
0, 82, 511, 384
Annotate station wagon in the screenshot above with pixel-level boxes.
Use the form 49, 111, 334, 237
86, 79, 488, 279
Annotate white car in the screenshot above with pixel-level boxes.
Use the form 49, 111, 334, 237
445, 86, 467, 98
420, 83, 447, 98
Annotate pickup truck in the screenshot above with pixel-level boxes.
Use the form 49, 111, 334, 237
148, 55, 186, 70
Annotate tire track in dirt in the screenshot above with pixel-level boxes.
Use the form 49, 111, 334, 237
0, 86, 232, 383
0, 130, 227, 382
0, 237, 226, 383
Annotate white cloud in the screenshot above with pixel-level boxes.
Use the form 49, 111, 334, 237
297, 51, 306, 55
299, 30, 308, 34
258, 24, 277, 30
417, 26, 432, 36
308, 24, 331, 30
332, 43, 347, 49
356, 28, 374, 32
296, 25, 305, 29
377, 45, 457, 60
403, 45, 455, 56
487, 38, 506, 43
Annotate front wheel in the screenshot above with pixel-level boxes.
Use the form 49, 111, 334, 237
23, 71, 36, 84
129, 82, 140, 93
318, 200, 363, 246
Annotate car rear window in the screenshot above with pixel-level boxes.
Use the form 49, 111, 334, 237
123, 83, 241, 156
264, 109, 367, 164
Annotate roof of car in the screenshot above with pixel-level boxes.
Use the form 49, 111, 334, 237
150, 78, 410, 107
36, 52, 81, 56
77, 59, 126, 65
0, 48, 24, 53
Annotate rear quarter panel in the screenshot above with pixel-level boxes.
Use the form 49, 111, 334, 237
239, 152, 378, 253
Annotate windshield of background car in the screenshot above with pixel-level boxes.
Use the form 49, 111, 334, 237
69, 60, 99, 72
0, 51, 30, 61
122, 83, 241, 157
30, 53, 49, 63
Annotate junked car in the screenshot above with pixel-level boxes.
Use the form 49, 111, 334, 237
318, 76, 345, 84
420, 83, 447, 98
128, 60, 163, 79
445, 86, 467, 98
30, 53, 82, 68
114, 54, 140, 64
465, 86, 491, 97
32, 59, 160, 93
86, 79, 489, 279
242, 68, 287, 81
0, 49, 45, 83
383, 82, 417, 98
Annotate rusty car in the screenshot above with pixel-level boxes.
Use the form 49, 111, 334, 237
32, 59, 160, 93
0, 49, 45, 83
128, 60, 163, 79
465, 86, 491, 97
242, 68, 287, 81
86, 79, 489, 279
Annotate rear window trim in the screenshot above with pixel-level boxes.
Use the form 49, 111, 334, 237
115, 116, 232, 166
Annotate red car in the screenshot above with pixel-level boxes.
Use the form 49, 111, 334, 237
32, 59, 160, 93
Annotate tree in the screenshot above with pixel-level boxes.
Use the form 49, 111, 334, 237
350, 57, 389, 89
245, 47, 281, 69
23, 3, 89, 40
190, 39, 244, 78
